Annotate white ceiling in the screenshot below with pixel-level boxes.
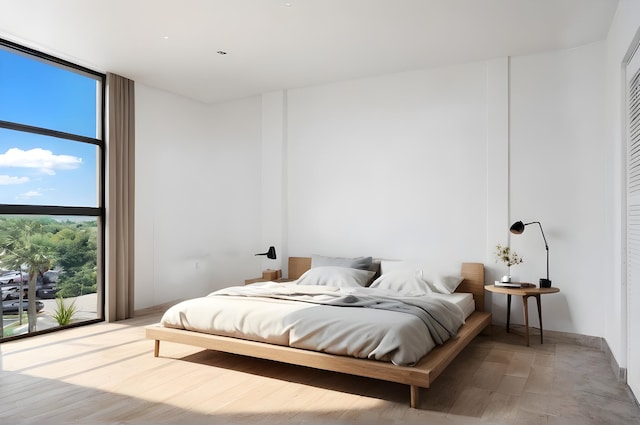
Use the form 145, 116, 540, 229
0, 0, 619, 104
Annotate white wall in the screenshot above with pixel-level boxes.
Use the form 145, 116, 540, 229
509, 43, 607, 336
260, 91, 287, 272
286, 63, 489, 268
135, 84, 263, 309
258, 45, 609, 339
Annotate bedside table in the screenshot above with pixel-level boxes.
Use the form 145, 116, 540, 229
485, 284, 560, 346
245, 269, 282, 285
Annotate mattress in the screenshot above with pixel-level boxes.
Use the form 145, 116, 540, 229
430, 292, 475, 318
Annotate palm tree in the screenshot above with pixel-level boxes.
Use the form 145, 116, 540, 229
1, 221, 53, 333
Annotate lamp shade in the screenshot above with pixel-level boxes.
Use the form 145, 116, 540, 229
510, 221, 525, 234
255, 246, 277, 260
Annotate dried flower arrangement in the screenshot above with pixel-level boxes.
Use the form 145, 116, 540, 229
495, 244, 523, 267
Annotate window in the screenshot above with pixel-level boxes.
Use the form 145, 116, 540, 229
0, 38, 105, 340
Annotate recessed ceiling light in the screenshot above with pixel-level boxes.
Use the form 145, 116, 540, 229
284, 2, 292, 6
163, 36, 169, 40
217, 51, 227, 55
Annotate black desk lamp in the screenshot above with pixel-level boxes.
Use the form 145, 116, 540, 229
510, 221, 551, 288
255, 246, 277, 260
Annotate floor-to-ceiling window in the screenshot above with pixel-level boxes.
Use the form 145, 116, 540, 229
0, 38, 105, 340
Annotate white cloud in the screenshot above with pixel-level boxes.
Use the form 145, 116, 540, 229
0, 175, 29, 185
18, 190, 42, 199
0, 147, 82, 175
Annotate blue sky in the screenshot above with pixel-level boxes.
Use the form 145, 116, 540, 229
0, 48, 100, 207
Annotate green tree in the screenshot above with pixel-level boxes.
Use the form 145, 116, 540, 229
0, 220, 54, 333
52, 224, 97, 296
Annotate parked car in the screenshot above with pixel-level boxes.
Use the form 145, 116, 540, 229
37, 270, 62, 298
42, 270, 59, 284
17, 270, 62, 299
1, 285, 20, 301
0, 271, 27, 284
36, 284, 58, 299
1, 299, 44, 314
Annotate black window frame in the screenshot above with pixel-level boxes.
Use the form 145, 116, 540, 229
0, 37, 106, 340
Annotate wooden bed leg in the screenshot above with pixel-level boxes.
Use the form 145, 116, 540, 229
154, 340, 160, 357
410, 385, 419, 408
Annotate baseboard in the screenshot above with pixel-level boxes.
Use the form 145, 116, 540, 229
134, 299, 183, 318
600, 346, 638, 409
489, 322, 602, 350
535, 327, 603, 350
602, 338, 628, 383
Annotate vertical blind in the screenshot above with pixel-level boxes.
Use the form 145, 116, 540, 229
627, 45, 640, 399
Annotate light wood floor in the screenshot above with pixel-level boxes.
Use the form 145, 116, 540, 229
1, 312, 639, 425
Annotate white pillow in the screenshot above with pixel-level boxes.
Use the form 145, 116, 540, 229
380, 259, 417, 275
422, 273, 464, 294
311, 255, 373, 270
379, 260, 463, 294
369, 269, 433, 296
295, 266, 375, 288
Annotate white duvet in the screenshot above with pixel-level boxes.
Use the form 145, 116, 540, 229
160, 283, 467, 366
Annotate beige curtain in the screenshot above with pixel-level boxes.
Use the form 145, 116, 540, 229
106, 72, 135, 321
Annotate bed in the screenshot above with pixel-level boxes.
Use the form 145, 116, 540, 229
146, 257, 491, 408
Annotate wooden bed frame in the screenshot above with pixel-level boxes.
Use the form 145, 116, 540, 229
146, 258, 491, 408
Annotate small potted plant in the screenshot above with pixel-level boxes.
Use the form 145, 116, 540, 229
495, 244, 523, 282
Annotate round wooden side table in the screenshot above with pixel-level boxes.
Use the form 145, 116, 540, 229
484, 284, 560, 346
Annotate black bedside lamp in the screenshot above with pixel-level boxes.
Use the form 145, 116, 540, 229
255, 246, 277, 260
510, 221, 551, 288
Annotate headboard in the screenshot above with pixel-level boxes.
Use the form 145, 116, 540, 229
459, 262, 485, 312
288, 257, 312, 280
287, 257, 485, 312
